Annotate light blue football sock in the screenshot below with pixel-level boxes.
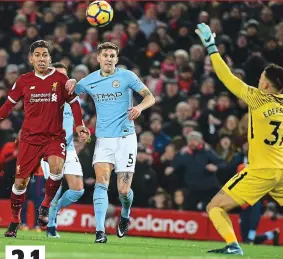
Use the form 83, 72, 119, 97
94, 183, 108, 232
48, 188, 84, 228
119, 189, 134, 219
265, 231, 274, 240
57, 189, 85, 211
48, 186, 63, 227
248, 230, 256, 241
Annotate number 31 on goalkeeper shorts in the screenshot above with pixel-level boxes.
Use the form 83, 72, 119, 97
6, 246, 45, 259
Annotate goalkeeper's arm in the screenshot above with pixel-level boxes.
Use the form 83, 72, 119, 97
209, 53, 250, 100
195, 23, 257, 105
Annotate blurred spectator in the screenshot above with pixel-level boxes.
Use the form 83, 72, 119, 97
22, 24, 41, 56
18, 1, 41, 25
68, 3, 90, 41
138, 3, 163, 39
174, 49, 190, 69
71, 64, 89, 82
0, 118, 15, 149
136, 40, 164, 75
172, 188, 187, 211
8, 39, 25, 66
150, 119, 171, 154
0, 49, 9, 80
178, 65, 198, 95
83, 28, 99, 54
154, 143, 178, 194
3, 64, 20, 90
40, 10, 56, 37
10, 14, 27, 40
113, 2, 134, 25
121, 21, 147, 60
222, 6, 242, 42
232, 31, 249, 68
218, 115, 240, 141
167, 131, 225, 210
50, 2, 66, 23
163, 101, 193, 137
150, 24, 175, 52
245, 19, 263, 48
160, 80, 187, 122
53, 23, 72, 55
216, 135, 236, 162
131, 147, 158, 207
149, 187, 172, 209
0, 86, 7, 107
258, 6, 275, 41
175, 22, 195, 52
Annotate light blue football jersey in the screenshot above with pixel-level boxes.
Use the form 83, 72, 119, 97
75, 68, 145, 138
63, 103, 75, 151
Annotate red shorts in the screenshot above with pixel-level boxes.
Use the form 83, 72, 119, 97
16, 139, 66, 179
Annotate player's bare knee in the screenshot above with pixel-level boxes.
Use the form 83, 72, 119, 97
95, 174, 110, 185
206, 201, 216, 213
14, 178, 29, 190
69, 182, 84, 191
118, 187, 130, 196
14, 182, 26, 190
49, 164, 63, 175
66, 175, 84, 190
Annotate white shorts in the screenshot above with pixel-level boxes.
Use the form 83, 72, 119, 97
93, 134, 137, 173
42, 150, 83, 179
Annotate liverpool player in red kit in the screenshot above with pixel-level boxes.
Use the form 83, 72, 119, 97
0, 40, 89, 237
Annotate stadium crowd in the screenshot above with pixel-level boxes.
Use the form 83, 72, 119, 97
0, 1, 283, 220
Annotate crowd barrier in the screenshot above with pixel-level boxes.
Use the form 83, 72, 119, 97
0, 200, 282, 245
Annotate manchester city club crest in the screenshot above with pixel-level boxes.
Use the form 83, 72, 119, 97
112, 80, 120, 88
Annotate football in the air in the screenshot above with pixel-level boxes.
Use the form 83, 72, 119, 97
86, 1, 114, 27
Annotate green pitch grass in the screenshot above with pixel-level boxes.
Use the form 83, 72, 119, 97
0, 229, 282, 259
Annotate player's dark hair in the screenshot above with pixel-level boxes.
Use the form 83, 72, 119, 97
265, 64, 283, 93
97, 42, 119, 55
52, 62, 68, 71
30, 40, 51, 54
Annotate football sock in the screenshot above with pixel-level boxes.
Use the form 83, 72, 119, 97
57, 189, 85, 211
208, 207, 238, 245
265, 231, 274, 240
42, 173, 63, 208
47, 185, 62, 227
48, 188, 84, 227
10, 184, 26, 223
119, 189, 133, 219
247, 229, 256, 241
94, 183, 108, 232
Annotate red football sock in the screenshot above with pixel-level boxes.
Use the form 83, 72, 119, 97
41, 177, 63, 208
11, 190, 26, 223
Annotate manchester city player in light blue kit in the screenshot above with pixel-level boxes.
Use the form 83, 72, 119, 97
42, 63, 85, 238
66, 42, 155, 243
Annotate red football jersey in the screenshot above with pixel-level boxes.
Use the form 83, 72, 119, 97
8, 68, 77, 145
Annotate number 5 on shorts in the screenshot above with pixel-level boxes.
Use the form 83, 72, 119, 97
126, 153, 134, 168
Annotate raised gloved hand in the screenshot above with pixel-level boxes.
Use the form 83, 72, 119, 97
195, 23, 218, 55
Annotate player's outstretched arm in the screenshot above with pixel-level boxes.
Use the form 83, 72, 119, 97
0, 77, 23, 120
195, 23, 253, 103
0, 99, 16, 120
129, 86, 155, 120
